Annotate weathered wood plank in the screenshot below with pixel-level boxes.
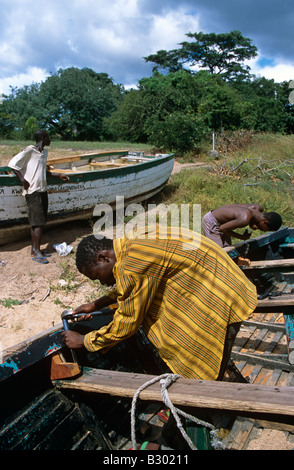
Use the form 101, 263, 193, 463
54, 367, 294, 417
231, 351, 293, 371
242, 320, 286, 332
255, 294, 294, 313
242, 259, 294, 271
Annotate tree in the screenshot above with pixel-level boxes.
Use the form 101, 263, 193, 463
232, 77, 294, 133
105, 71, 210, 152
103, 89, 148, 142
1, 83, 41, 138
38, 68, 123, 140
0, 68, 124, 140
145, 30, 258, 81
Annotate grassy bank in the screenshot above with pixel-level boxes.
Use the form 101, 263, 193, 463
151, 133, 294, 233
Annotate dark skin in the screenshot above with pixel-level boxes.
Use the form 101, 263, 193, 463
62, 248, 117, 349
211, 203, 269, 241
12, 133, 69, 258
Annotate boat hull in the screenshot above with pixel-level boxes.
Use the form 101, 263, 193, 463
0, 151, 174, 245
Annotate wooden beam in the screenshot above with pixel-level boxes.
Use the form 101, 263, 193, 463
241, 258, 294, 272
255, 294, 294, 313
54, 367, 294, 417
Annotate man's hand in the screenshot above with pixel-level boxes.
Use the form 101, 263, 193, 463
23, 178, 30, 190
62, 330, 85, 349
70, 302, 97, 322
59, 174, 70, 181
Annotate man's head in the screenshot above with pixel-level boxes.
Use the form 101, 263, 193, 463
76, 235, 116, 286
34, 130, 51, 147
250, 211, 282, 232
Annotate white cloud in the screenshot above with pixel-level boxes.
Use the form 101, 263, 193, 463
255, 63, 294, 83
0, 0, 294, 94
247, 54, 294, 83
0, 67, 48, 95
147, 10, 200, 54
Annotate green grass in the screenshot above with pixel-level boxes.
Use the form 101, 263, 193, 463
149, 133, 294, 237
0, 298, 20, 308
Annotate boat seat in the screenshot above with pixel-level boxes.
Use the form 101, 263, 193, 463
241, 258, 294, 273
53, 367, 294, 417
255, 294, 294, 313
89, 162, 127, 167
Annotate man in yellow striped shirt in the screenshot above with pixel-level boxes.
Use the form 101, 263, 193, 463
62, 228, 257, 381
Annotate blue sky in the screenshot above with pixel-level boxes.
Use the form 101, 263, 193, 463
1, 0, 294, 95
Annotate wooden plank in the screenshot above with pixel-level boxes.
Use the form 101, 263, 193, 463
242, 320, 285, 332
47, 150, 128, 165
0, 390, 73, 450
231, 351, 293, 371
241, 258, 294, 271
90, 162, 128, 167
255, 294, 294, 313
54, 367, 294, 417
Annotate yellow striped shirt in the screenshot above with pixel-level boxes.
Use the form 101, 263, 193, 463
84, 229, 257, 380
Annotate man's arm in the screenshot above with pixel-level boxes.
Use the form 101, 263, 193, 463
219, 217, 251, 240
63, 274, 158, 351
72, 295, 115, 315
10, 168, 30, 190
47, 169, 70, 182
61, 295, 116, 348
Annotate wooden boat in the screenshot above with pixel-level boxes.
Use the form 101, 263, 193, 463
1, 228, 294, 451
0, 150, 175, 246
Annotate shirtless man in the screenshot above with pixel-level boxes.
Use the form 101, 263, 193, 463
202, 203, 282, 247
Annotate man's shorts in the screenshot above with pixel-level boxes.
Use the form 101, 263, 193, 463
25, 191, 48, 227
202, 211, 231, 247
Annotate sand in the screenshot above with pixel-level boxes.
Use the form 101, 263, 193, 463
0, 220, 103, 351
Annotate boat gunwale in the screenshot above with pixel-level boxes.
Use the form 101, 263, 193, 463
0, 152, 175, 184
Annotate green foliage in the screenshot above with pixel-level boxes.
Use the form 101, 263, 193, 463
145, 112, 208, 152
23, 117, 38, 139
145, 30, 258, 81
103, 89, 148, 142
1, 68, 123, 141
0, 298, 20, 308
1, 29, 294, 151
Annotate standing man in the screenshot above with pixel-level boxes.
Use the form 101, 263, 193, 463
62, 228, 258, 382
8, 130, 69, 264
202, 203, 282, 248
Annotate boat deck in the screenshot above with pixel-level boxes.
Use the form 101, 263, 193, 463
223, 310, 294, 450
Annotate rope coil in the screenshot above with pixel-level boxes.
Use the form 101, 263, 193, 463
130, 373, 226, 450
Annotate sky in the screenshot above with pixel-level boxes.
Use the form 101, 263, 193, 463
1, 0, 294, 96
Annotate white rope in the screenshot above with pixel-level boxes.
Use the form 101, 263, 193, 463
130, 373, 226, 450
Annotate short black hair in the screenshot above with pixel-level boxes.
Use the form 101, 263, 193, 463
34, 130, 49, 142
264, 212, 282, 231
76, 235, 114, 272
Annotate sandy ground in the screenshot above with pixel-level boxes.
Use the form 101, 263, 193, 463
0, 219, 102, 351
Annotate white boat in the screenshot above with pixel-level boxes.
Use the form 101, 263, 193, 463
0, 150, 174, 245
